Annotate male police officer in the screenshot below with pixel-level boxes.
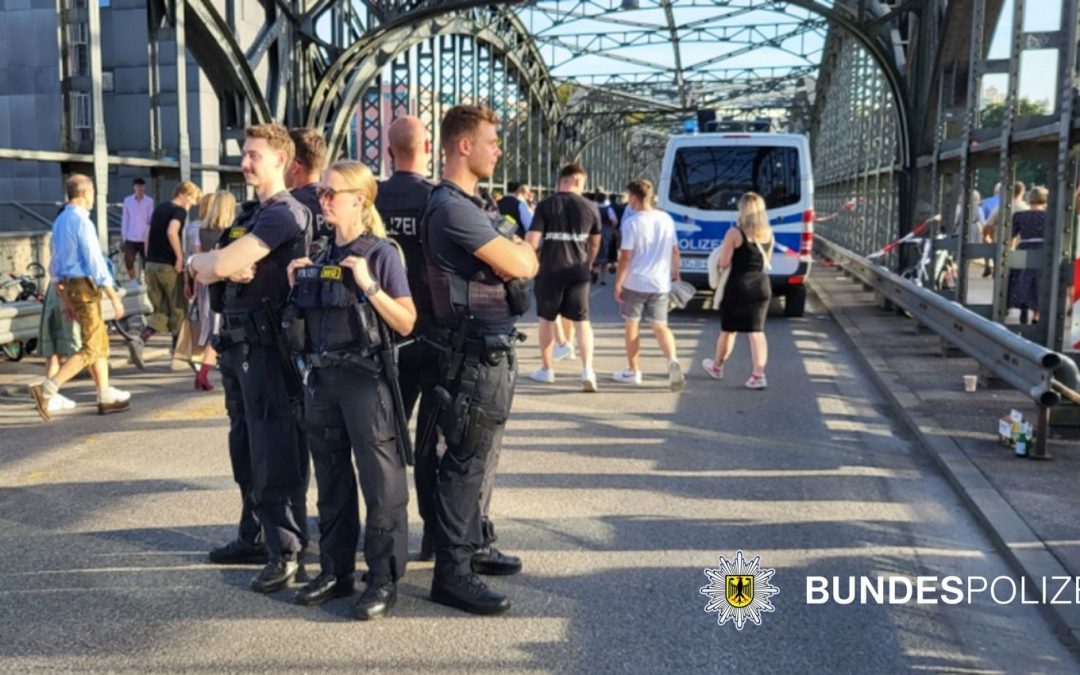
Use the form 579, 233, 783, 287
422, 105, 538, 614
189, 123, 311, 592
287, 127, 330, 245
374, 116, 440, 560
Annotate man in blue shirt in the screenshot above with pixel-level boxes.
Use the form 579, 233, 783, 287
30, 174, 131, 421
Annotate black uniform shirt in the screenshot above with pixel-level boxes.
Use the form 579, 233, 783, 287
375, 171, 435, 322
225, 190, 310, 314
291, 183, 329, 241
423, 180, 515, 334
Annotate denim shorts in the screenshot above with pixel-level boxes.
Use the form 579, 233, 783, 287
619, 288, 669, 324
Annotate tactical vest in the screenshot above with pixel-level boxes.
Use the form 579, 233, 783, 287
291, 237, 385, 354
208, 200, 259, 313
423, 186, 531, 329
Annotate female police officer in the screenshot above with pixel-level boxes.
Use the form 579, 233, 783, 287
286, 160, 416, 620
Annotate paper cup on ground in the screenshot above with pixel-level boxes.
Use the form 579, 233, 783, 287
963, 375, 977, 392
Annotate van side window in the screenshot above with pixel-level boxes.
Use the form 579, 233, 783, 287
670, 146, 801, 210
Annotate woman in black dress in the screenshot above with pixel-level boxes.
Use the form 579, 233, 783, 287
701, 192, 774, 389
1007, 186, 1049, 325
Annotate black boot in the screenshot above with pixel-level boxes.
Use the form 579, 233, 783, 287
250, 558, 301, 593
295, 572, 354, 606
418, 530, 435, 562
209, 539, 268, 565
472, 545, 522, 576
431, 573, 510, 615
355, 579, 397, 620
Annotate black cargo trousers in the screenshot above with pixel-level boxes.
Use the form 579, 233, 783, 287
218, 316, 309, 560
432, 335, 517, 579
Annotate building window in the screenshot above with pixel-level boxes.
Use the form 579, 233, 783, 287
69, 22, 89, 77
73, 92, 92, 143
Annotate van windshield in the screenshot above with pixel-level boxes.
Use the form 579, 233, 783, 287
669, 145, 801, 210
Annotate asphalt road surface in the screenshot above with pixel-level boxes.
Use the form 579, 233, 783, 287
0, 287, 1076, 673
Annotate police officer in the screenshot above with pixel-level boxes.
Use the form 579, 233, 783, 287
422, 104, 539, 614
284, 160, 416, 619
374, 116, 439, 560
188, 123, 311, 592
286, 127, 330, 246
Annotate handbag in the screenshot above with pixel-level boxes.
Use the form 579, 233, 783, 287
710, 266, 731, 310
172, 318, 197, 364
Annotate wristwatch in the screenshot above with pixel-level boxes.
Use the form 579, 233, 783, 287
363, 280, 381, 296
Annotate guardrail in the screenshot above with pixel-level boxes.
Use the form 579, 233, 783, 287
815, 236, 1080, 459
0, 285, 151, 344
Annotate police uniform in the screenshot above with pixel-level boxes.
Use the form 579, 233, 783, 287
374, 171, 440, 555
213, 191, 311, 591
289, 233, 412, 617
421, 180, 528, 614
291, 183, 331, 245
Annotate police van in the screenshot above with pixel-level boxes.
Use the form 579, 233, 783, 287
658, 132, 814, 317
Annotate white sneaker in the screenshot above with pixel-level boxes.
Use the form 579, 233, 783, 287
99, 386, 132, 403
668, 360, 685, 392
529, 367, 555, 384
582, 369, 598, 393
553, 343, 573, 361
701, 358, 724, 380
612, 369, 642, 385
46, 393, 77, 413
745, 373, 767, 390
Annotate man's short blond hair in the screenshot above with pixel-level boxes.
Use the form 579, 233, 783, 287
173, 180, 201, 201
246, 123, 295, 166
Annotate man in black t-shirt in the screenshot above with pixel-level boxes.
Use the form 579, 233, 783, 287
525, 164, 602, 391
142, 181, 200, 344
286, 127, 329, 247
374, 116, 442, 561
422, 105, 538, 615
188, 123, 311, 594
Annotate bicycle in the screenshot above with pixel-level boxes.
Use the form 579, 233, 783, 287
0, 264, 47, 360
898, 235, 958, 292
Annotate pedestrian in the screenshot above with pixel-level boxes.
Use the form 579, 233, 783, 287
702, 192, 774, 389
422, 104, 539, 614
287, 127, 329, 245
120, 177, 154, 285
525, 163, 602, 391
142, 180, 201, 348
612, 179, 684, 391
285, 160, 416, 619
983, 182, 1029, 277
36, 279, 82, 414
375, 115, 440, 562
188, 123, 311, 591
497, 181, 533, 237
184, 191, 236, 390
1008, 186, 1049, 325
30, 174, 131, 421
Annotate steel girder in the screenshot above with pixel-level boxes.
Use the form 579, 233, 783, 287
307, 7, 563, 161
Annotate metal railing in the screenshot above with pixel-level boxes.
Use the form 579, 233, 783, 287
815, 235, 1080, 458
0, 286, 151, 345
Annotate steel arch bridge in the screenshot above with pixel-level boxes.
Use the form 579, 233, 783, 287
0, 0, 1078, 353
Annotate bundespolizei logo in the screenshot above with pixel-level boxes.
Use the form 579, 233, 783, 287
700, 550, 779, 630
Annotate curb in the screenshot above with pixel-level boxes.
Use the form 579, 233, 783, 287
808, 276, 1080, 652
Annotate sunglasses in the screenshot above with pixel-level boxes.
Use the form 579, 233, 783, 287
316, 185, 363, 200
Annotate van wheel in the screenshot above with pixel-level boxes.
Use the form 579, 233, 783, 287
784, 286, 806, 318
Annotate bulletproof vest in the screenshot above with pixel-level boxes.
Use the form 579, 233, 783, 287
423, 186, 530, 329
291, 237, 384, 354
208, 200, 259, 313
376, 173, 435, 321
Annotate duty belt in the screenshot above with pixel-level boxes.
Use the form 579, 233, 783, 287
307, 350, 380, 375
